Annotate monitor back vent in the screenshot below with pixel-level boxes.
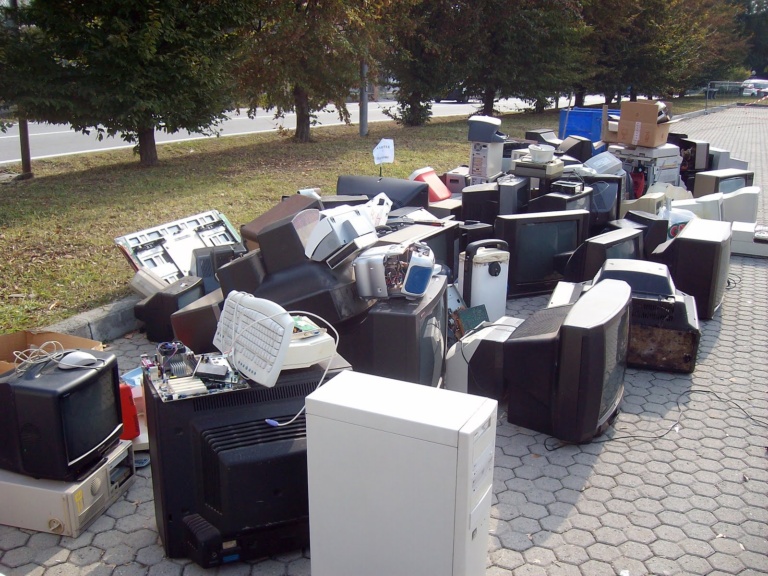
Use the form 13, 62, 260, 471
191, 381, 318, 412
632, 299, 675, 324
509, 305, 572, 340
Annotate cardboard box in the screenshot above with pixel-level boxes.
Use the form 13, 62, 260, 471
616, 101, 678, 148
601, 106, 621, 144
0, 331, 103, 373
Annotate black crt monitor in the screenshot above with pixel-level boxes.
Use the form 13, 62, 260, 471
460, 182, 500, 225
557, 135, 593, 163
335, 274, 448, 387
134, 276, 206, 343
192, 243, 246, 294
505, 279, 631, 444
495, 210, 591, 297
527, 188, 592, 215
143, 359, 350, 565
0, 350, 122, 482
650, 218, 731, 320
336, 175, 429, 209
617, 210, 669, 258
564, 228, 644, 283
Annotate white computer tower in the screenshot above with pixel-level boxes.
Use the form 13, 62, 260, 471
0, 440, 135, 538
306, 370, 497, 576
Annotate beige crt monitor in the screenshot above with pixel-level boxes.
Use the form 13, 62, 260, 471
0, 440, 135, 538
619, 191, 666, 218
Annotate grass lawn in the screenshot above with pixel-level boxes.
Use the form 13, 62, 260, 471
0, 96, 712, 333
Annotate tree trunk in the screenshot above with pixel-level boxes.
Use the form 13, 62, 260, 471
574, 88, 586, 108
138, 128, 158, 167
481, 88, 495, 116
294, 84, 311, 142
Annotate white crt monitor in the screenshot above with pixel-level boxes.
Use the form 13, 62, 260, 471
619, 191, 665, 218
304, 205, 377, 262
721, 186, 759, 223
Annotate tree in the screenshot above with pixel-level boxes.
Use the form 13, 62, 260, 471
237, 0, 404, 142
0, 0, 252, 166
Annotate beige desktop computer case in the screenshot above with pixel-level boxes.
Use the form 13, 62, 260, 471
306, 371, 497, 576
0, 440, 135, 538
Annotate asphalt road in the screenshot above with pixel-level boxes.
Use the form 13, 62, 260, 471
0, 96, 604, 165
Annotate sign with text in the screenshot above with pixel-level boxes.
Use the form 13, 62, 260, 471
372, 138, 395, 165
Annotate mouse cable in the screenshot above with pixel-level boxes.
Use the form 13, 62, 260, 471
12, 340, 66, 374
265, 310, 339, 428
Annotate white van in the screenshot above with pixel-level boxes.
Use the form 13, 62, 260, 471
741, 79, 768, 96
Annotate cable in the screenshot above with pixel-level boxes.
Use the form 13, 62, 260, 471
726, 273, 741, 289
264, 310, 339, 428
542, 387, 768, 452
12, 340, 67, 373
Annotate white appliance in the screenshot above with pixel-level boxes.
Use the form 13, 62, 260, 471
458, 240, 510, 322
0, 440, 135, 538
306, 370, 497, 576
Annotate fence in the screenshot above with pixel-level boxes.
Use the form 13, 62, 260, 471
704, 80, 762, 111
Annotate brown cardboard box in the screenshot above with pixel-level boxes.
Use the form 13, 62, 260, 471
616, 101, 678, 148
601, 106, 621, 144
0, 331, 103, 373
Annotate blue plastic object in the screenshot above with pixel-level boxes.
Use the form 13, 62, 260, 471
559, 107, 619, 141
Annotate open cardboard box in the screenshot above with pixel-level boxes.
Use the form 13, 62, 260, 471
602, 102, 679, 148
0, 331, 103, 373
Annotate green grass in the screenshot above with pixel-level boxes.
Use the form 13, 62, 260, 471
0, 95, 717, 334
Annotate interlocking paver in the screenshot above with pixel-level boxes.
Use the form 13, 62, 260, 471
0, 105, 766, 576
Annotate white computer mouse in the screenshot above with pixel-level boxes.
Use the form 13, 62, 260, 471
58, 350, 99, 369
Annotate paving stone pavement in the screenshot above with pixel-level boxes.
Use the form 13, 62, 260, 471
1, 106, 767, 576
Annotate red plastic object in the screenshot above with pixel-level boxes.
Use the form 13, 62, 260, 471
409, 167, 452, 202
119, 382, 140, 440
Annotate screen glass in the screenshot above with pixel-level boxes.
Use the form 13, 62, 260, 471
516, 221, 578, 283
569, 194, 591, 212
419, 286, 447, 387
61, 367, 120, 463
605, 238, 640, 260
599, 310, 630, 420
719, 177, 746, 194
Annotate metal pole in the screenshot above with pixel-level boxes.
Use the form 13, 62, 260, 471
359, 61, 368, 137
9, 0, 33, 179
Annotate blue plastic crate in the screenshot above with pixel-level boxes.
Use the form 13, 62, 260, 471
559, 107, 619, 141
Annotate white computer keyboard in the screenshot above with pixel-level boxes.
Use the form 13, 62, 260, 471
213, 291, 294, 387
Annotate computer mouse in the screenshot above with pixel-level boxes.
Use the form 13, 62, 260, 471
59, 350, 99, 369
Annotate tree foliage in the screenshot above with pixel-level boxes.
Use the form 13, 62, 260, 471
237, 0, 404, 142
0, 0, 252, 166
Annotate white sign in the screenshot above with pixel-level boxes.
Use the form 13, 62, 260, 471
372, 138, 395, 165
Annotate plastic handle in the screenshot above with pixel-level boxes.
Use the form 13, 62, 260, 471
466, 239, 509, 259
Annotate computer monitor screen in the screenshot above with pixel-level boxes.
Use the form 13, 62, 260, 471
564, 228, 643, 283
495, 210, 591, 297
505, 279, 631, 444
650, 218, 731, 320
335, 274, 448, 386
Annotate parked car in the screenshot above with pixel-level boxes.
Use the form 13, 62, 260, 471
740, 79, 768, 96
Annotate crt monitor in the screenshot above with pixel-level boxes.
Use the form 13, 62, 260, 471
619, 191, 665, 218
336, 175, 429, 209
693, 168, 755, 198
0, 350, 123, 482
721, 186, 759, 223
134, 276, 205, 343
495, 210, 591, 297
334, 274, 448, 387
607, 210, 669, 259
650, 218, 731, 320
505, 279, 631, 444
564, 227, 643, 283
527, 188, 592, 214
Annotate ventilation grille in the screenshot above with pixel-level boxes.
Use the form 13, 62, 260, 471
632, 298, 675, 324
191, 381, 319, 412
201, 415, 307, 513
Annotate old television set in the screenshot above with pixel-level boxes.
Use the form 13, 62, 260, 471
495, 210, 591, 297
650, 217, 731, 320
607, 210, 669, 259
527, 188, 592, 214
134, 275, 205, 343
505, 279, 631, 443
0, 350, 123, 482
693, 168, 755, 198
564, 228, 643, 283
143, 360, 350, 566
336, 175, 429, 209
335, 274, 448, 387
